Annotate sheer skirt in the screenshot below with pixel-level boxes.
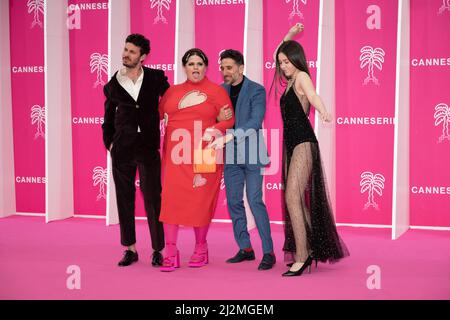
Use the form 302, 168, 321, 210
282, 141, 349, 264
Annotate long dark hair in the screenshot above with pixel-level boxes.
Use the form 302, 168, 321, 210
270, 40, 310, 98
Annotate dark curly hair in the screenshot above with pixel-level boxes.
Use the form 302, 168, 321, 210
125, 34, 150, 56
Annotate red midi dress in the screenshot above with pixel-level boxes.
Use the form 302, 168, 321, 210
159, 77, 235, 227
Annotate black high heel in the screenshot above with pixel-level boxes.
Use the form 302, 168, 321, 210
282, 255, 314, 277
287, 257, 318, 269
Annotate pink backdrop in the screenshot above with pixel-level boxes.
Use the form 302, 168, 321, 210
69, 0, 108, 216
131, 0, 176, 217
6, 1, 448, 228
335, 0, 397, 225
263, 0, 319, 222
410, 0, 450, 227
10, 0, 45, 213
195, 1, 246, 219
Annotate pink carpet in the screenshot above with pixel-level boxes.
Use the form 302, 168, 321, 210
0, 215, 449, 300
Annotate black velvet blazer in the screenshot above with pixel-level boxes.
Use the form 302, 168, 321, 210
102, 66, 170, 150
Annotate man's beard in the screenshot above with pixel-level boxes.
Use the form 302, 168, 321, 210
122, 58, 139, 68
224, 75, 235, 85
226, 75, 239, 85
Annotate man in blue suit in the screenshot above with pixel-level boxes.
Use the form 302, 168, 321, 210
218, 49, 275, 270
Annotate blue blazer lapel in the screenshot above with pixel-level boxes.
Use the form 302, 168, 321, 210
223, 83, 231, 95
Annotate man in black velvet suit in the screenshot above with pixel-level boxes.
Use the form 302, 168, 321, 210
102, 34, 169, 267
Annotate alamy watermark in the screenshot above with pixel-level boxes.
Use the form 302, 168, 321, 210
366, 265, 381, 290
66, 265, 81, 290
166, 121, 280, 175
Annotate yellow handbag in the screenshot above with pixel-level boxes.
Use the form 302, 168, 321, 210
193, 139, 216, 173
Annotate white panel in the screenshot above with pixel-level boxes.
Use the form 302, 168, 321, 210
45, 0, 74, 222
106, 0, 130, 225
174, 0, 195, 84
392, 0, 410, 240
0, 0, 16, 218
243, 0, 264, 230
105, 153, 118, 225
316, 0, 336, 215
244, 0, 263, 84
109, 0, 130, 78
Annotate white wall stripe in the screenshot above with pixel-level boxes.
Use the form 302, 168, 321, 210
44, 0, 74, 223
391, 0, 410, 240
243, 0, 248, 76
315, 0, 336, 216
174, 0, 194, 84
44, 0, 49, 222
106, 0, 113, 226
410, 226, 450, 231
106, 0, 130, 226
174, 0, 181, 84
336, 223, 392, 229
74, 214, 106, 219
12, 214, 450, 231
16, 212, 46, 217
315, 0, 324, 135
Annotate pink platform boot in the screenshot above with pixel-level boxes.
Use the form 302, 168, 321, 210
188, 242, 208, 268
160, 243, 180, 272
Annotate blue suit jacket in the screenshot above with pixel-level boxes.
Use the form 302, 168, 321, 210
222, 76, 270, 167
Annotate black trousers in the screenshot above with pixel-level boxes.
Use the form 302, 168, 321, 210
111, 133, 164, 251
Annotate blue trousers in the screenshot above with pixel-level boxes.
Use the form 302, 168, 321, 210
224, 164, 273, 254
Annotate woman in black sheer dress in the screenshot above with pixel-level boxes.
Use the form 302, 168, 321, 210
272, 24, 349, 277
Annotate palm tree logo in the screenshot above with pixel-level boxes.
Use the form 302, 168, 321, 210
360, 171, 385, 210
92, 166, 108, 201
221, 173, 226, 206
30, 104, 45, 140
220, 173, 225, 190
89, 53, 108, 88
359, 46, 385, 86
27, 0, 44, 29
218, 49, 225, 71
439, 0, 450, 14
434, 103, 450, 143
286, 0, 307, 20
160, 120, 166, 137
150, 0, 171, 24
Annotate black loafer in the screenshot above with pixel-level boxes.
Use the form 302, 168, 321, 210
258, 253, 276, 270
118, 250, 138, 267
226, 249, 255, 263
151, 251, 163, 267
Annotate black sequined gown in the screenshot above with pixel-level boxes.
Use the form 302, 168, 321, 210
280, 87, 349, 264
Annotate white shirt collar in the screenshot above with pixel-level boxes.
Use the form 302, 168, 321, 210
117, 66, 144, 83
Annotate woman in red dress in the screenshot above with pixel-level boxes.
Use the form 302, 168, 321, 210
159, 48, 235, 271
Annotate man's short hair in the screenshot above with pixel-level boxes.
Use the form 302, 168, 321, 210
125, 34, 150, 56
220, 49, 244, 66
